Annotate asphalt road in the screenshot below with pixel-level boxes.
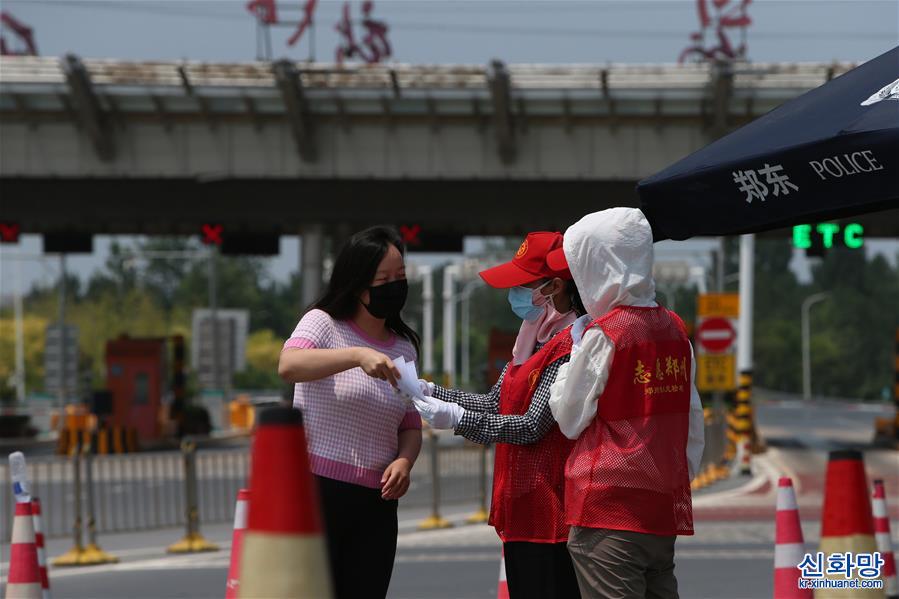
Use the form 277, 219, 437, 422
1, 398, 896, 599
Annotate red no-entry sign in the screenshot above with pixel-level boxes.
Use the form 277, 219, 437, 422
697, 317, 736, 353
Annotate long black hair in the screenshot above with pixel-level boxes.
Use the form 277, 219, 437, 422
312, 226, 421, 357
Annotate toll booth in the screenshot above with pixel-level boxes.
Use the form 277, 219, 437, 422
105, 336, 167, 441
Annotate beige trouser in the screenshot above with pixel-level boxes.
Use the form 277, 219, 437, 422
567, 526, 679, 599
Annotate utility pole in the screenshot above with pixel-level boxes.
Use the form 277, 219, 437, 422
734, 234, 757, 471
13, 250, 26, 402
713, 238, 726, 416
460, 279, 485, 387
442, 265, 459, 387
4, 251, 57, 403
207, 247, 221, 399
420, 266, 434, 376
57, 254, 68, 408
801, 292, 830, 401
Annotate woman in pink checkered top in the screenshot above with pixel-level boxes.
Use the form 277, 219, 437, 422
278, 226, 422, 599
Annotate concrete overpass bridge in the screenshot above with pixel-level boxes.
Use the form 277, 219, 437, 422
5, 55, 895, 234
2, 55, 895, 298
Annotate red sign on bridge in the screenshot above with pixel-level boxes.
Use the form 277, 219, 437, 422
400, 224, 421, 245
201, 223, 223, 245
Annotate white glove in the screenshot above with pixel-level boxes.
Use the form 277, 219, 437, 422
411, 395, 464, 429
418, 379, 435, 396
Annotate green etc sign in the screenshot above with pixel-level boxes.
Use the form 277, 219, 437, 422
793, 222, 865, 253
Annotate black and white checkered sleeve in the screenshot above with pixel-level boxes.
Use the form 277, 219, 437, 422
453, 356, 569, 446
430, 364, 507, 413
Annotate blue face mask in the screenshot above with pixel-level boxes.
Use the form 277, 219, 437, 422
508, 282, 551, 322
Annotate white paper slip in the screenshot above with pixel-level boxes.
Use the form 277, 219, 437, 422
393, 356, 425, 401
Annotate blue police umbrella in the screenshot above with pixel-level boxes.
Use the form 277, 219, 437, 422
638, 46, 899, 241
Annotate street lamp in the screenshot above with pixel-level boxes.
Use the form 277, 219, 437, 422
801, 292, 830, 401
1, 251, 56, 403
459, 279, 485, 386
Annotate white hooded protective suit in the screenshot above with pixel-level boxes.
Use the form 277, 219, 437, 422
549, 208, 705, 480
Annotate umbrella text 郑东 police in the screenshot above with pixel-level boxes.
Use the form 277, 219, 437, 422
809, 150, 884, 181
732, 163, 799, 204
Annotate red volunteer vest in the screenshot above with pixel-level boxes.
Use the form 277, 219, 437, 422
565, 306, 694, 536
490, 327, 576, 543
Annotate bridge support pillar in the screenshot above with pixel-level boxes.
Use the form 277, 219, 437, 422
329, 222, 353, 258
301, 224, 325, 309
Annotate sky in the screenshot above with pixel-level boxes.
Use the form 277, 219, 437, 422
0, 0, 897, 293
2, 0, 896, 64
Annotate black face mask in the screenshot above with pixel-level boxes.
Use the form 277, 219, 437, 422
363, 279, 408, 319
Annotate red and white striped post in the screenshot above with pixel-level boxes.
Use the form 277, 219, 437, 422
31, 498, 51, 599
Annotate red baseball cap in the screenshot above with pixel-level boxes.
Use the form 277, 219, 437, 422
546, 246, 569, 273
479, 231, 572, 289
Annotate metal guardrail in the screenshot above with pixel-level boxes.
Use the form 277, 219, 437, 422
405, 437, 494, 511
701, 407, 728, 472
2, 448, 249, 540
2, 417, 723, 541
0, 441, 485, 540
691, 406, 733, 490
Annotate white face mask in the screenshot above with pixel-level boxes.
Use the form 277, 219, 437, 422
509, 280, 554, 321
510, 278, 578, 365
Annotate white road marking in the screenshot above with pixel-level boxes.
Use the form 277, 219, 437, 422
676, 549, 774, 560
766, 447, 803, 494
395, 552, 500, 563
397, 511, 477, 532
692, 454, 780, 508
43, 553, 231, 579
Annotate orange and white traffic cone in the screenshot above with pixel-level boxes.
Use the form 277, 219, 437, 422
497, 550, 509, 599
225, 488, 249, 599
237, 407, 333, 599
775, 477, 812, 598
6, 501, 42, 599
872, 479, 898, 599
31, 498, 51, 599
818, 450, 884, 598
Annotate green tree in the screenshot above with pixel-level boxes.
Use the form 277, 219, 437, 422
748, 239, 898, 400
85, 240, 137, 301
0, 315, 49, 399
808, 249, 898, 399
139, 237, 196, 313
751, 239, 805, 392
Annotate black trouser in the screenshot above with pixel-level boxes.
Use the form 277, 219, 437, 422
316, 475, 398, 599
504, 541, 582, 599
